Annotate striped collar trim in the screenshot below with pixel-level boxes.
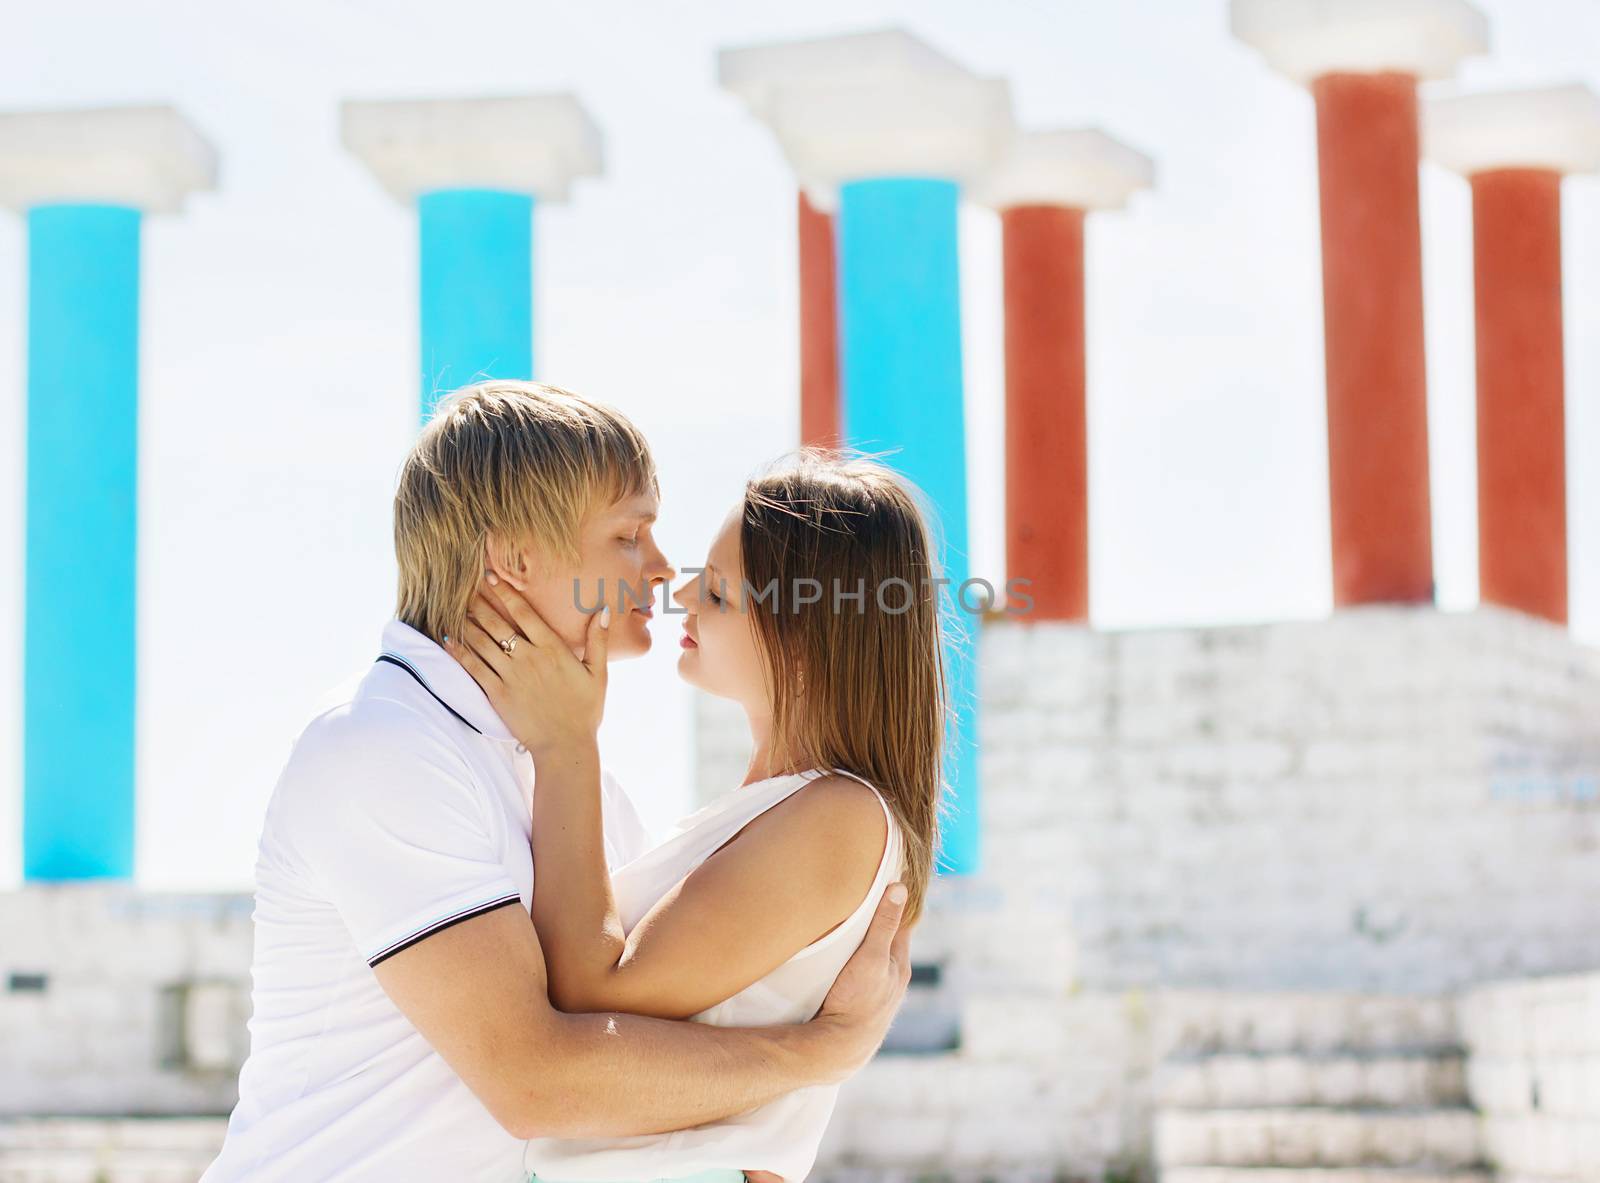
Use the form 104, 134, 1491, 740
374, 654, 483, 735
373, 618, 516, 743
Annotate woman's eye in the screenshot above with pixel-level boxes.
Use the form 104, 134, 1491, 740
619, 535, 638, 546
706, 588, 721, 605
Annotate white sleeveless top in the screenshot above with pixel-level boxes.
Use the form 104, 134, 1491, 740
523, 767, 906, 1183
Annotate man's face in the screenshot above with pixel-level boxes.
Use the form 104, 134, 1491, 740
489, 492, 672, 661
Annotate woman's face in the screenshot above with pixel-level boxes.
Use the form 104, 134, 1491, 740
671, 505, 771, 713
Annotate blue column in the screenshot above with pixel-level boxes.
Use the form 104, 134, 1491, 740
836, 177, 979, 874
24, 204, 142, 880
417, 188, 535, 419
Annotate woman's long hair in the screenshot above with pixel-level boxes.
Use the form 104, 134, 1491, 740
737, 449, 950, 926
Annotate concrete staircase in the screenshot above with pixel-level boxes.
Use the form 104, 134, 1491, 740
0, 1117, 226, 1182
1153, 992, 1492, 1183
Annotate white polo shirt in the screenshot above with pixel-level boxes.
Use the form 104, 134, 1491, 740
202, 618, 653, 1183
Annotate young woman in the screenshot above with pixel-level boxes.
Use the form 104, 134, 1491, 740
446, 451, 948, 1183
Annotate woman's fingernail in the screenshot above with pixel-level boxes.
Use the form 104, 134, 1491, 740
887, 884, 907, 906
600, 605, 611, 628
486, 571, 499, 586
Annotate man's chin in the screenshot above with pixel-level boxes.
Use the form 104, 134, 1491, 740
606, 620, 651, 660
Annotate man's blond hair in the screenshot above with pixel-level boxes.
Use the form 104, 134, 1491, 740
394, 380, 658, 644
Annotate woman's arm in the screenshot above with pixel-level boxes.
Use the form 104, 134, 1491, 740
534, 743, 887, 1019
523, 731, 631, 1010
453, 581, 892, 1021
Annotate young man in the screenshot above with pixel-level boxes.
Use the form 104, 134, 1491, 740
202, 381, 912, 1182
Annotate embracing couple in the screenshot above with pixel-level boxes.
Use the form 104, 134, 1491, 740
202, 379, 948, 1183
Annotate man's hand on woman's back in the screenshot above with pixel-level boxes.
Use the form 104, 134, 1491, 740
809, 882, 914, 1081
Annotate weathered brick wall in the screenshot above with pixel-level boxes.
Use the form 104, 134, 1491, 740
695, 606, 1600, 997
1460, 969, 1600, 1181
964, 605, 1600, 997
0, 887, 251, 1116
786, 605, 1600, 1178
0, 1117, 226, 1182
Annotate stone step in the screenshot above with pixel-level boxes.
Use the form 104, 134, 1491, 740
0, 1150, 220, 1183
1156, 1052, 1468, 1109
1155, 1108, 1483, 1170
0, 1117, 227, 1151
0, 1117, 226, 1183
1160, 1170, 1493, 1183
1154, 992, 1461, 1059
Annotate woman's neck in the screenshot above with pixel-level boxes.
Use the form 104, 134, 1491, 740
739, 710, 798, 787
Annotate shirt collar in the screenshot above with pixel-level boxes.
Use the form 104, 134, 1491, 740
377, 618, 518, 744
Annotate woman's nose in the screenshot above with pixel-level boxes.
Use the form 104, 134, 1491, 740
671, 576, 696, 612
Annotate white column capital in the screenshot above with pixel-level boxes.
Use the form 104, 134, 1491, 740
0, 105, 217, 215
719, 27, 969, 118
1425, 84, 1600, 178
970, 128, 1154, 212
340, 94, 603, 204
1231, 0, 1487, 85
717, 27, 1014, 210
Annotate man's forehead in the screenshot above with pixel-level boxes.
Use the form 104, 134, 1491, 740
605, 493, 659, 521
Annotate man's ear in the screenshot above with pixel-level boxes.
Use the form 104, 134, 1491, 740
483, 533, 532, 592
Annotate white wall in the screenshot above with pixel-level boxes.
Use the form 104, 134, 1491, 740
1461, 969, 1600, 1181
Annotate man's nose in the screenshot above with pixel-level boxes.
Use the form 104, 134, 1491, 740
645, 542, 675, 584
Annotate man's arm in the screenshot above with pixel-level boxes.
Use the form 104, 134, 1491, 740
373, 879, 911, 1140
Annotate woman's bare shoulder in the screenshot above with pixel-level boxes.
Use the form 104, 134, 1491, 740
742, 773, 890, 868
716, 775, 889, 947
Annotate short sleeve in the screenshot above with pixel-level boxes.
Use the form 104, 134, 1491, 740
282, 711, 523, 967
600, 768, 654, 869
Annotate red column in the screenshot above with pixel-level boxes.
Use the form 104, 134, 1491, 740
797, 189, 840, 448
1471, 168, 1567, 623
1002, 205, 1088, 621
1311, 72, 1434, 606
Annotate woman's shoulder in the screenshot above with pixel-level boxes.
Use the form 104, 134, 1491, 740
798, 769, 890, 818
747, 770, 893, 869
723, 772, 895, 950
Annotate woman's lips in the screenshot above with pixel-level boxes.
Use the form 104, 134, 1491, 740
680, 631, 698, 649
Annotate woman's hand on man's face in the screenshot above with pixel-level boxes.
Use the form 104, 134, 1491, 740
443, 573, 611, 757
